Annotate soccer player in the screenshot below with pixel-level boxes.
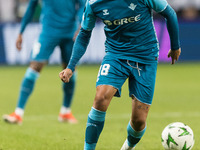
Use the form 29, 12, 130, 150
3, 0, 85, 124
59, 0, 181, 149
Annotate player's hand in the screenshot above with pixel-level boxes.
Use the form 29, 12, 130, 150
168, 48, 181, 65
16, 34, 23, 51
59, 68, 73, 83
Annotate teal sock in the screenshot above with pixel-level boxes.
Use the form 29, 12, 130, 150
62, 73, 76, 108
17, 68, 39, 109
127, 122, 146, 147
84, 107, 106, 150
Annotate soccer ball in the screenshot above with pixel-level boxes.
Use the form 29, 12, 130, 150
161, 122, 194, 150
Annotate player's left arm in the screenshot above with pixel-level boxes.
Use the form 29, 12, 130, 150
145, 0, 181, 64
159, 5, 181, 64
69, 0, 96, 72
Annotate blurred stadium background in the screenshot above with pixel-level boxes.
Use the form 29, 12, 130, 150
0, 0, 200, 150
0, 0, 200, 64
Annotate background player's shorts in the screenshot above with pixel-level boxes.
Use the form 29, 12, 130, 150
30, 34, 74, 64
96, 55, 158, 105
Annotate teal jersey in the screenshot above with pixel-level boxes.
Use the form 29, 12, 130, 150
82, 0, 168, 64
20, 0, 85, 38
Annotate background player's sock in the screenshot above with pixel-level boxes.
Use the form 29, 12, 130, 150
84, 107, 106, 150
126, 122, 146, 148
59, 73, 77, 123
62, 73, 76, 108
60, 106, 71, 114
58, 106, 77, 123
15, 107, 24, 117
17, 67, 39, 109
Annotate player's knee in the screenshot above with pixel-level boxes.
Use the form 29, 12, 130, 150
30, 62, 44, 72
95, 87, 113, 101
131, 118, 146, 131
95, 93, 106, 101
24, 67, 40, 81
94, 93, 109, 110
94, 93, 106, 104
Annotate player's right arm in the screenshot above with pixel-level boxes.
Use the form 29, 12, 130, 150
16, 0, 39, 51
59, 0, 96, 83
144, 0, 181, 64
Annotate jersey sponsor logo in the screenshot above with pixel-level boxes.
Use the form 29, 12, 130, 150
103, 9, 109, 15
128, 3, 137, 11
103, 14, 141, 26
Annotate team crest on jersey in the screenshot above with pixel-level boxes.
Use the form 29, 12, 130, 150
128, 3, 137, 11
103, 9, 109, 15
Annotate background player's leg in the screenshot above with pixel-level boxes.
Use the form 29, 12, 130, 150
3, 36, 59, 124
3, 61, 45, 124
62, 64, 76, 109
58, 39, 77, 123
121, 97, 150, 150
16, 62, 45, 110
84, 85, 117, 150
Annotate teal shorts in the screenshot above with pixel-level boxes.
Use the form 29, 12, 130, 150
30, 34, 74, 64
96, 55, 158, 105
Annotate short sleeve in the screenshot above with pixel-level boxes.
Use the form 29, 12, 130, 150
144, 0, 168, 12
81, 0, 96, 31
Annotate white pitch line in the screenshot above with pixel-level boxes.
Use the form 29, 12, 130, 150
24, 112, 200, 121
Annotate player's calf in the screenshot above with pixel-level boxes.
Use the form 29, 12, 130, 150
84, 107, 106, 150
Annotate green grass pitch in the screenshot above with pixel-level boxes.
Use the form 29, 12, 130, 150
0, 63, 199, 150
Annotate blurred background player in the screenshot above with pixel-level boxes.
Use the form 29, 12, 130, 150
3, 0, 85, 124
59, 0, 181, 149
